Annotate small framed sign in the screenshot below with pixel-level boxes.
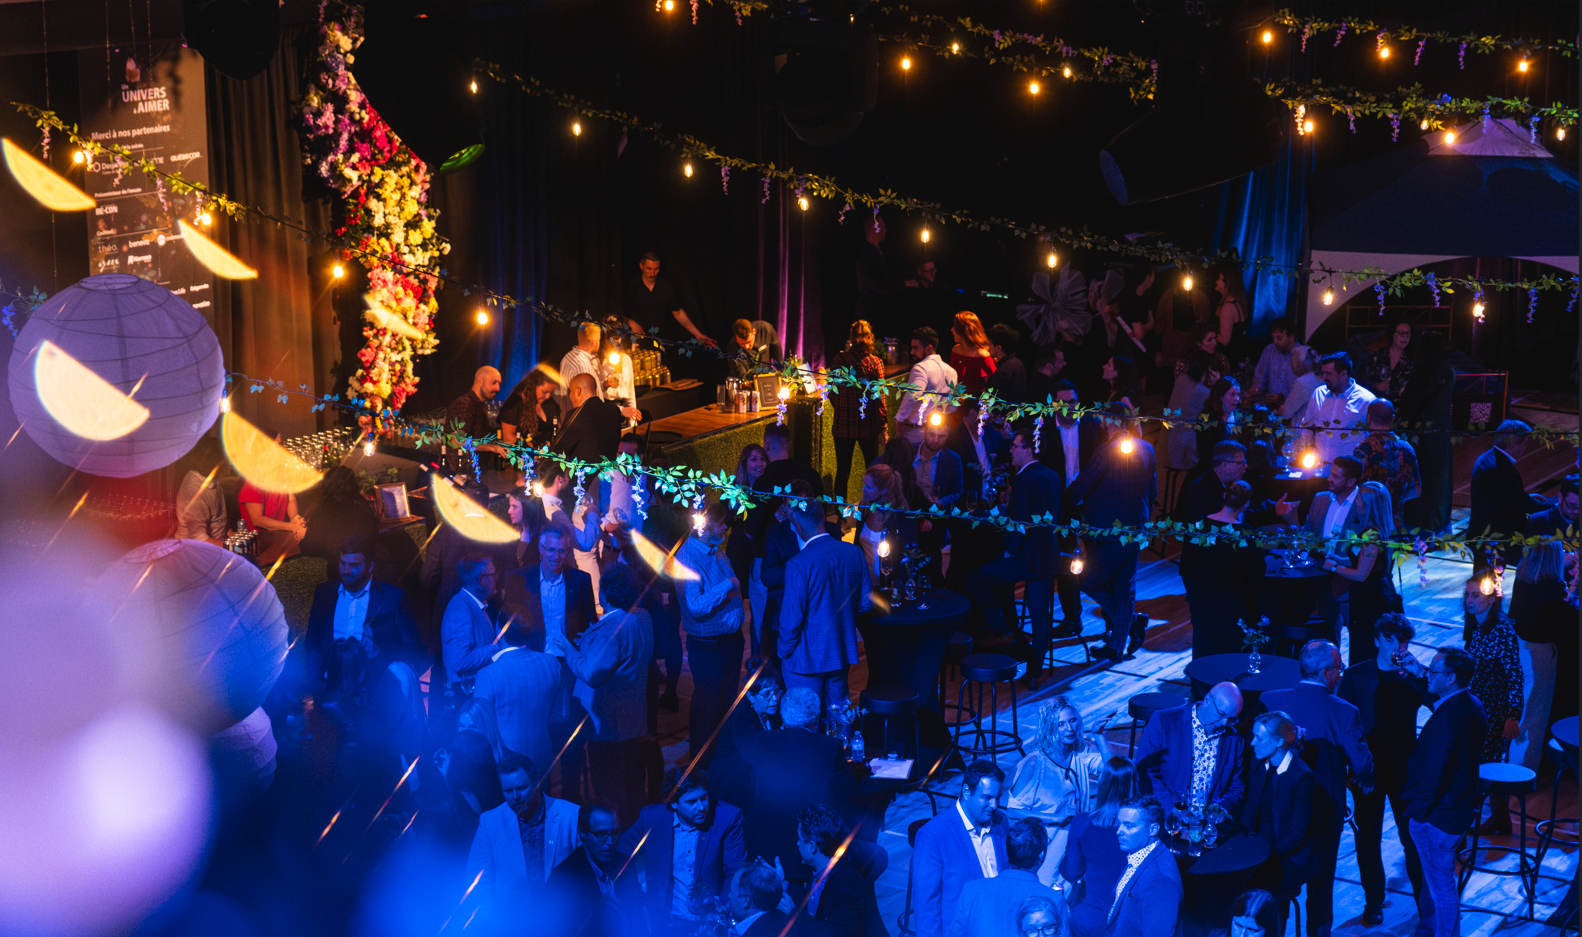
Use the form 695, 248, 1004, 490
753, 373, 782, 409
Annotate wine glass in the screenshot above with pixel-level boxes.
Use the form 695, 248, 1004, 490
916, 574, 930, 609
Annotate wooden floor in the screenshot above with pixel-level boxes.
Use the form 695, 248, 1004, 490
649, 506, 1576, 937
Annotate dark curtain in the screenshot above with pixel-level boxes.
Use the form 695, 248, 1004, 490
204, 24, 338, 436
1212, 124, 1312, 338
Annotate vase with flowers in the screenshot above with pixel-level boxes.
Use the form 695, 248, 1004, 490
1238, 616, 1272, 674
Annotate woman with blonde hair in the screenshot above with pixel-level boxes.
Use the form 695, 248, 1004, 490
1005, 697, 1110, 884
829, 319, 888, 502
854, 463, 918, 582
949, 310, 997, 395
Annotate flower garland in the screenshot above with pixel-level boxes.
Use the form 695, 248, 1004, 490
295, 9, 449, 414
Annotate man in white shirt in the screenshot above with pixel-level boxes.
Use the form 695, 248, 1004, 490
910, 760, 1009, 937
896, 326, 959, 445
677, 501, 746, 761
558, 321, 604, 412
1297, 351, 1376, 467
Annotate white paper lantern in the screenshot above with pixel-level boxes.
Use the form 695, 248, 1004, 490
9, 273, 224, 477
89, 539, 288, 734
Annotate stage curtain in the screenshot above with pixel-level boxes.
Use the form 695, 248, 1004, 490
1212, 124, 1312, 338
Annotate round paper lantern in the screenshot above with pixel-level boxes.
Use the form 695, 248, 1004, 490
88, 539, 288, 734
9, 273, 224, 477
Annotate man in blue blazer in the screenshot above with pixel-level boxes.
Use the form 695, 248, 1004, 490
1066, 406, 1157, 662
950, 818, 1064, 937
1259, 641, 1373, 937
1401, 648, 1487, 937
777, 491, 873, 713
911, 760, 1011, 937
618, 769, 747, 931
1107, 796, 1182, 937
968, 428, 1063, 675
1132, 682, 1247, 815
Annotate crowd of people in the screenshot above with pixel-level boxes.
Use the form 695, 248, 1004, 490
210, 248, 1578, 937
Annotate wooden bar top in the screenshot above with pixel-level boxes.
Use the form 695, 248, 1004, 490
647, 404, 777, 449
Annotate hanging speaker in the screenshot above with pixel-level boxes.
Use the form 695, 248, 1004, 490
351, 4, 485, 174
183, 0, 280, 80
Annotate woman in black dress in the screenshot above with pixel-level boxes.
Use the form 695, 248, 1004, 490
1361, 318, 1416, 401
1060, 756, 1141, 937
498, 367, 562, 450
1181, 481, 1266, 659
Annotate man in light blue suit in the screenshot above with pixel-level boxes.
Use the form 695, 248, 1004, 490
777, 480, 873, 713
911, 760, 1011, 937
951, 817, 1065, 937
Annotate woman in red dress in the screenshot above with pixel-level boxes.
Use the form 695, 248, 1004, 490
948, 311, 997, 396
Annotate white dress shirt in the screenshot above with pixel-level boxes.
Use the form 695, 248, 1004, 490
896, 354, 958, 427
542, 492, 600, 552
1271, 748, 1295, 775
955, 799, 998, 879
858, 523, 887, 577
333, 580, 373, 643
540, 570, 567, 657
1321, 485, 1361, 541
1298, 378, 1376, 466
1057, 421, 1080, 486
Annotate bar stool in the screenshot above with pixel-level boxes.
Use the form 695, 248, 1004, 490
1127, 693, 1188, 754
1275, 618, 1329, 659
1458, 762, 1540, 920
953, 653, 1025, 758
1537, 737, 1579, 867
859, 685, 921, 760
939, 631, 974, 722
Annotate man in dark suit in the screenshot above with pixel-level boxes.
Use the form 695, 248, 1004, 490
726, 863, 795, 937
1258, 641, 1372, 937
554, 373, 624, 466
1107, 796, 1182, 937
968, 428, 1063, 675
1178, 440, 1279, 525
778, 492, 873, 712
793, 804, 875, 935
1525, 471, 1578, 542
913, 415, 964, 577
911, 760, 1011, 937
545, 799, 643, 937
1067, 406, 1157, 662
471, 603, 561, 782
740, 687, 858, 879
757, 503, 803, 668
951, 818, 1063, 937
503, 522, 598, 650
619, 769, 747, 931
1036, 381, 1105, 631
1468, 420, 1542, 570
1338, 614, 1433, 928
1401, 647, 1488, 937
1241, 713, 1317, 922
1133, 682, 1247, 815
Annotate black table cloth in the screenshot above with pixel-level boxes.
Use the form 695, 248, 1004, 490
858, 589, 970, 713
1175, 833, 1273, 937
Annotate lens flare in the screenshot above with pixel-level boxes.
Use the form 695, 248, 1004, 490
430, 473, 518, 544
1301, 450, 1317, 469
363, 295, 426, 340
3, 137, 95, 211
33, 339, 151, 441
221, 412, 323, 494
178, 219, 257, 279
629, 529, 700, 581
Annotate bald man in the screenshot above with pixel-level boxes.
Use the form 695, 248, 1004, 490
1133, 681, 1247, 814
1353, 398, 1420, 532
446, 366, 506, 473
548, 372, 625, 613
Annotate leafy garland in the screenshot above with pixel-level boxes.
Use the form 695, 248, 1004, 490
294, 8, 449, 412
1271, 9, 1577, 58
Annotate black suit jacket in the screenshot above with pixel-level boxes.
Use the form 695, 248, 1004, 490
797, 858, 872, 937
1036, 415, 1105, 490
503, 564, 597, 644
554, 398, 623, 464
1468, 446, 1529, 538
298, 580, 426, 694
744, 459, 826, 557
759, 519, 801, 630
741, 726, 859, 875
1238, 754, 1317, 888
1524, 503, 1577, 542
1401, 688, 1488, 835
545, 846, 643, 937
1257, 683, 1373, 833
1003, 461, 1063, 573
1178, 471, 1279, 527
618, 802, 747, 925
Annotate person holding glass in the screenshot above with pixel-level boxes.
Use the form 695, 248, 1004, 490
1005, 698, 1111, 885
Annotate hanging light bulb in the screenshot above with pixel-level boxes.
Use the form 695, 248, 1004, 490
1420, 118, 1431, 130
920, 227, 931, 243
1301, 450, 1317, 470
1322, 289, 1334, 306
1029, 81, 1041, 95
951, 42, 959, 54
72, 149, 85, 164
692, 511, 707, 534
1473, 299, 1486, 319
1069, 555, 1084, 575
572, 121, 582, 136
532, 481, 544, 498
1062, 65, 1072, 78
1444, 131, 1456, 144
663, 0, 674, 9
1558, 127, 1567, 141
928, 410, 943, 427
332, 263, 345, 279
363, 439, 376, 457
797, 196, 809, 212
219, 395, 232, 414
476, 309, 489, 325
1262, 30, 1273, 44
1302, 119, 1315, 134
1379, 46, 1391, 59
1480, 576, 1495, 596
683, 161, 693, 178
470, 79, 478, 94
608, 351, 621, 366
901, 56, 911, 71
1182, 274, 1193, 291
1046, 251, 1058, 269
198, 211, 212, 226
777, 384, 791, 403
1119, 434, 1134, 455
877, 539, 891, 559
1518, 58, 1530, 73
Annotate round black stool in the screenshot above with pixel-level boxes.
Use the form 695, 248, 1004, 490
860, 685, 922, 760
896, 816, 932, 936
1537, 736, 1579, 867
939, 632, 975, 724
953, 653, 1025, 758
1275, 619, 1329, 658
1127, 692, 1188, 754
1458, 762, 1540, 920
